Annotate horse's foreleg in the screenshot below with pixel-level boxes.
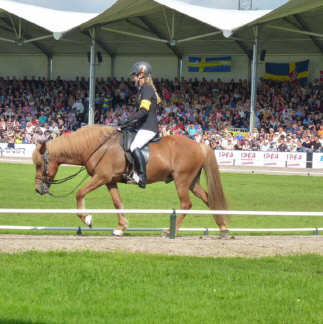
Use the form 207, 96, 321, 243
190, 181, 228, 237
106, 183, 128, 236
76, 176, 103, 228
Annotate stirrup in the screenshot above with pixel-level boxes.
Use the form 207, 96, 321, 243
123, 171, 140, 185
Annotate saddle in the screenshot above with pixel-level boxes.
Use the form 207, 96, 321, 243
119, 127, 161, 171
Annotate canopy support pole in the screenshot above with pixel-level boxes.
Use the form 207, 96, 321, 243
249, 25, 260, 132
111, 55, 115, 79
88, 28, 97, 126
178, 57, 182, 81
47, 55, 52, 81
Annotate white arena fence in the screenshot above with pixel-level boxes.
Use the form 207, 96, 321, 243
0, 209, 322, 238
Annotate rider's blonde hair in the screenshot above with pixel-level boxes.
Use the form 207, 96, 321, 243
145, 76, 161, 104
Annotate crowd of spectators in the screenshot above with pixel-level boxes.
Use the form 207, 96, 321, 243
0, 74, 322, 153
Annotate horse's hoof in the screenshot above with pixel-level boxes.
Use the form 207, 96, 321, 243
112, 229, 124, 237
85, 215, 93, 228
220, 229, 229, 239
161, 231, 169, 238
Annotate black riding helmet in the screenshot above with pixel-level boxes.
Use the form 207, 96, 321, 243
129, 61, 152, 76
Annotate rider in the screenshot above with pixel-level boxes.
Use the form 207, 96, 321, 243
119, 61, 161, 189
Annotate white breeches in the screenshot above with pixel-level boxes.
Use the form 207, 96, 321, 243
130, 129, 157, 152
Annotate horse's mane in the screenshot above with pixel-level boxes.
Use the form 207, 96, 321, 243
44, 125, 116, 160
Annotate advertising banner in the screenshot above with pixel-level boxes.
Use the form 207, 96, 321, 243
0, 145, 322, 170
0, 144, 36, 158
215, 150, 308, 168
312, 153, 323, 169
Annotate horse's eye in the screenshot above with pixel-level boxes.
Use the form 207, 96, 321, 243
36, 164, 42, 169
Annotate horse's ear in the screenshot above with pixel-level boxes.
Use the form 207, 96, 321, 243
39, 142, 47, 155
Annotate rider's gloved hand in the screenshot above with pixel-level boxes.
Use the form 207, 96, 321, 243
118, 116, 138, 129
118, 118, 130, 128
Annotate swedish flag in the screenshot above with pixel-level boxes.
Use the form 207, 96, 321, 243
265, 60, 309, 84
188, 56, 231, 72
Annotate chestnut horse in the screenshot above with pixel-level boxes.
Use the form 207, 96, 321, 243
33, 125, 229, 236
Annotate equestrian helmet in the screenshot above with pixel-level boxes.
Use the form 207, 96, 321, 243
129, 61, 152, 76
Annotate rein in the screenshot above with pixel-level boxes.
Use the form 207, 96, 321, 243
38, 128, 119, 198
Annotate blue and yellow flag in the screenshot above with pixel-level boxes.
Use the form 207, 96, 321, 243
102, 97, 110, 111
188, 56, 231, 72
265, 60, 309, 84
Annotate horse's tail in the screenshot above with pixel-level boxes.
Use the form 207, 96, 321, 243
200, 143, 230, 225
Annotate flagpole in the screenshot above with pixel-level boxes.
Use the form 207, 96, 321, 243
249, 25, 259, 132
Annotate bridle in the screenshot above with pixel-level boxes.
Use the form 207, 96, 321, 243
35, 150, 52, 194
35, 128, 119, 197
35, 150, 86, 186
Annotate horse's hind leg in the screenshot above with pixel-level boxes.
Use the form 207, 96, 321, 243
163, 181, 192, 236
76, 176, 104, 228
190, 180, 228, 236
106, 183, 128, 236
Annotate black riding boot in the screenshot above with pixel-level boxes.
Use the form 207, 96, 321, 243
132, 148, 147, 189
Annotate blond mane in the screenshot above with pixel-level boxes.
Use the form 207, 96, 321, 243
32, 145, 42, 165
33, 125, 116, 163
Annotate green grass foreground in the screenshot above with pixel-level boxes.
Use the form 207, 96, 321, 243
0, 252, 322, 324
0, 163, 322, 234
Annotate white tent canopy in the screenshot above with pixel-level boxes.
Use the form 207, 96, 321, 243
73, 0, 270, 58
1, 0, 323, 57
0, 0, 100, 54
77, 0, 270, 38
155, 0, 270, 32
0, 0, 270, 56
0, 0, 99, 33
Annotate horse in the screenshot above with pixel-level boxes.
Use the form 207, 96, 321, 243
32, 125, 229, 236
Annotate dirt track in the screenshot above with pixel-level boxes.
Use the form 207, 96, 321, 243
0, 234, 322, 257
